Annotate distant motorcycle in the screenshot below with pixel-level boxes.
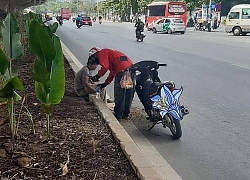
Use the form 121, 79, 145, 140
76, 20, 82, 28
136, 30, 145, 42
72, 17, 76, 22
59, 19, 63, 26
130, 60, 189, 139
194, 21, 207, 31
99, 19, 102, 24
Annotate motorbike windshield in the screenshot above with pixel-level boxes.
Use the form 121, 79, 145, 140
150, 85, 183, 120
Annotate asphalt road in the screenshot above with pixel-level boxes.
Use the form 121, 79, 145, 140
54, 19, 250, 180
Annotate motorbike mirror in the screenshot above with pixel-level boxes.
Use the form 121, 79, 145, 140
158, 63, 167, 67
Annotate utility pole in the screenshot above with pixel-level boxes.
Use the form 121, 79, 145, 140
77, 0, 78, 14
208, 0, 212, 32
97, 0, 99, 17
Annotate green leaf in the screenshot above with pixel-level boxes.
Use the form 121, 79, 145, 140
0, 48, 9, 75
28, 20, 56, 72
0, 83, 13, 99
35, 81, 47, 104
49, 35, 65, 104
25, 12, 42, 35
28, 11, 36, 20
10, 76, 24, 91
0, 83, 14, 99
33, 59, 51, 103
0, 76, 24, 99
3, 66, 18, 81
1, 13, 23, 59
50, 22, 58, 34
43, 25, 54, 39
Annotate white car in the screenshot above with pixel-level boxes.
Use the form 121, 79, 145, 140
152, 18, 186, 34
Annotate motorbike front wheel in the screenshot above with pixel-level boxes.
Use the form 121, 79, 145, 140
165, 114, 182, 139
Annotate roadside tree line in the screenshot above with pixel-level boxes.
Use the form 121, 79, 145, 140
30, 0, 250, 20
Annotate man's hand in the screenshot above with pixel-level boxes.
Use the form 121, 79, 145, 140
91, 75, 99, 82
98, 83, 107, 90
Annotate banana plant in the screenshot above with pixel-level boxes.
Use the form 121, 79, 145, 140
28, 20, 65, 138
24, 12, 46, 35
0, 13, 24, 138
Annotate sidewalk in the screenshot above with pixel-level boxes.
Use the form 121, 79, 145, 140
61, 42, 163, 180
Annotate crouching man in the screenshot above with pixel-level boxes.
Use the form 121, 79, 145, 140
74, 55, 106, 102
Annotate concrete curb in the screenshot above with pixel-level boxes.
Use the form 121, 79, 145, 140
61, 41, 162, 180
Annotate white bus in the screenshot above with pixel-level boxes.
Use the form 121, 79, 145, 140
225, 4, 250, 36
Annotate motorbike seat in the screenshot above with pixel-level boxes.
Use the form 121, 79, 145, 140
151, 81, 174, 88
149, 81, 175, 97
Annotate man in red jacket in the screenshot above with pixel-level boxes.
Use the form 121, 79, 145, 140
89, 48, 135, 120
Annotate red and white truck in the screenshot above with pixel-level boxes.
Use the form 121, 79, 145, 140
60, 8, 70, 20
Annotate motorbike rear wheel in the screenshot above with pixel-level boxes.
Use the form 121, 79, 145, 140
76, 22, 81, 28
140, 34, 144, 42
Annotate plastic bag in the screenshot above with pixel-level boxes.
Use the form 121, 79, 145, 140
120, 70, 133, 89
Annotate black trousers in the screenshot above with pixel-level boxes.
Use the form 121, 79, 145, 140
114, 71, 135, 118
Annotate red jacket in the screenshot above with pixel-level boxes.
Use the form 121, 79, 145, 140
97, 49, 133, 85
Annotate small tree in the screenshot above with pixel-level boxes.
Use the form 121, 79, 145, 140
28, 19, 65, 138
0, 14, 24, 138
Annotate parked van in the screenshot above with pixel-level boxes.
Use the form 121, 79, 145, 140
225, 4, 250, 36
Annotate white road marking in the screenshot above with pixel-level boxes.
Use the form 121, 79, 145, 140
231, 64, 250, 70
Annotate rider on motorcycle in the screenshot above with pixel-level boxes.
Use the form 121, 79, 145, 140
134, 18, 146, 38
99, 15, 102, 23
58, 15, 63, 25
76, 15, 82, 24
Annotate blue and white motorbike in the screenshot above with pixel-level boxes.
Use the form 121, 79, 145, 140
130, 60, 189, 139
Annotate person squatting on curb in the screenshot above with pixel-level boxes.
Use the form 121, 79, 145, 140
89, 47, 135, 120
74, 48, 106, 103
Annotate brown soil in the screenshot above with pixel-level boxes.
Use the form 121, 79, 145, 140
0, 51, 139, 180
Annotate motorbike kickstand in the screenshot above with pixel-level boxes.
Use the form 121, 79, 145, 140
147, 122, 158, 131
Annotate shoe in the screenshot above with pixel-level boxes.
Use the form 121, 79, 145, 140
107, 99, 114, 103
113, 113, 123, 120
122, 115, 129, 120
113, 113, 129, 120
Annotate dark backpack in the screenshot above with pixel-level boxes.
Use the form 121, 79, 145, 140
138, 22, 144, 29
